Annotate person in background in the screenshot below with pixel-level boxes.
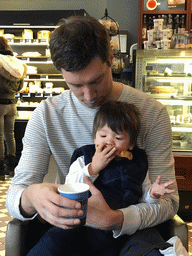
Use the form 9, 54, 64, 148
0, 36, 27, 179
6, 16, 179, 256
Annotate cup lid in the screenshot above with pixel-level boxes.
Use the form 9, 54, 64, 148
58, 183, 90, 194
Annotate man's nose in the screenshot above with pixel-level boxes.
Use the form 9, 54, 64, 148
83, 86, 96, 102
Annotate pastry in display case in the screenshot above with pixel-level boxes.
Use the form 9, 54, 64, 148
135, 49, 192, 152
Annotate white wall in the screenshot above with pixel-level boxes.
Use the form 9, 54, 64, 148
0, 0, 107, 18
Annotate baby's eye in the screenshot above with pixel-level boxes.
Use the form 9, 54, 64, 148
100, 135, 106, 138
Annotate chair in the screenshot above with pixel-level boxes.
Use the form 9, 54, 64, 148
5, 156, 189, 255
5, 214, 188, 256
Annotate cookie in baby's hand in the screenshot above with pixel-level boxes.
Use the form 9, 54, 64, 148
96, 144, 107, 149
96, 144, 133, 160
119, 151, 133, 160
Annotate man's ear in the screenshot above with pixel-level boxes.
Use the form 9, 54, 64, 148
108, 47, 114, 67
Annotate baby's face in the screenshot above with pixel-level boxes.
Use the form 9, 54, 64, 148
94, 124, 133, 153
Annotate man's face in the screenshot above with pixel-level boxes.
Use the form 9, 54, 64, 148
61, 56, 113, 108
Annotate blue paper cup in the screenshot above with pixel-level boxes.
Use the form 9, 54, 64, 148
58, 183, 90, 226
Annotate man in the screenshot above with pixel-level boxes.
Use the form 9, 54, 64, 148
6, 16, 178, 255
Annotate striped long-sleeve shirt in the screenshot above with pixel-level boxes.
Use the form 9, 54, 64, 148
6, 84, 179, 237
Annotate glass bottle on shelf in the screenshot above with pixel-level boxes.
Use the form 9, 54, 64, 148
173, 15, 180, 34
142, 15, 147, 40
180, 15, 185, 34
162, 15, 168, 29
167, 14, 173, 38
148, 16, 153, 30
170, 30, 187, 49
170, 14, 187, 49
152, 16, 156, 28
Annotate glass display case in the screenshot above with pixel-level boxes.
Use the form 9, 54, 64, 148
135, 49, 192, 152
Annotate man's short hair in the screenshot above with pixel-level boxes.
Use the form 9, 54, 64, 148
49, 16, 111, 72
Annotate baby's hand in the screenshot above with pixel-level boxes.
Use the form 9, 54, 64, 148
150, 175, 176, 199
88, 143, 116, 176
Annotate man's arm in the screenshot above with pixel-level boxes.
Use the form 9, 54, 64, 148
19, 182, 84, 228
6, 102, 83, 227
83, 176, 124, 231
6, 103, 51, 220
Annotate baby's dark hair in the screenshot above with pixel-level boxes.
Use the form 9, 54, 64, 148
93, 101, 140, 146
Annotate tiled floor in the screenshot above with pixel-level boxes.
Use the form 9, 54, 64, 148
0, 178, 192, 256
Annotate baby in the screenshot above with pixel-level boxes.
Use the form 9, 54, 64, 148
66, 101, 175, 209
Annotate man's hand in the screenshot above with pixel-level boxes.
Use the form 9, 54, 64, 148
150, 175, 176, 199
83, 176, 124, 231
89, 143, 116, 176
20, 183, 84, 229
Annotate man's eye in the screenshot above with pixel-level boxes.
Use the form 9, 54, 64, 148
68, 83, 82, 88
73, 85, 82, 88
91, 77, 103, 85
116, 137, 122, 140
95, 79, 102, 84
